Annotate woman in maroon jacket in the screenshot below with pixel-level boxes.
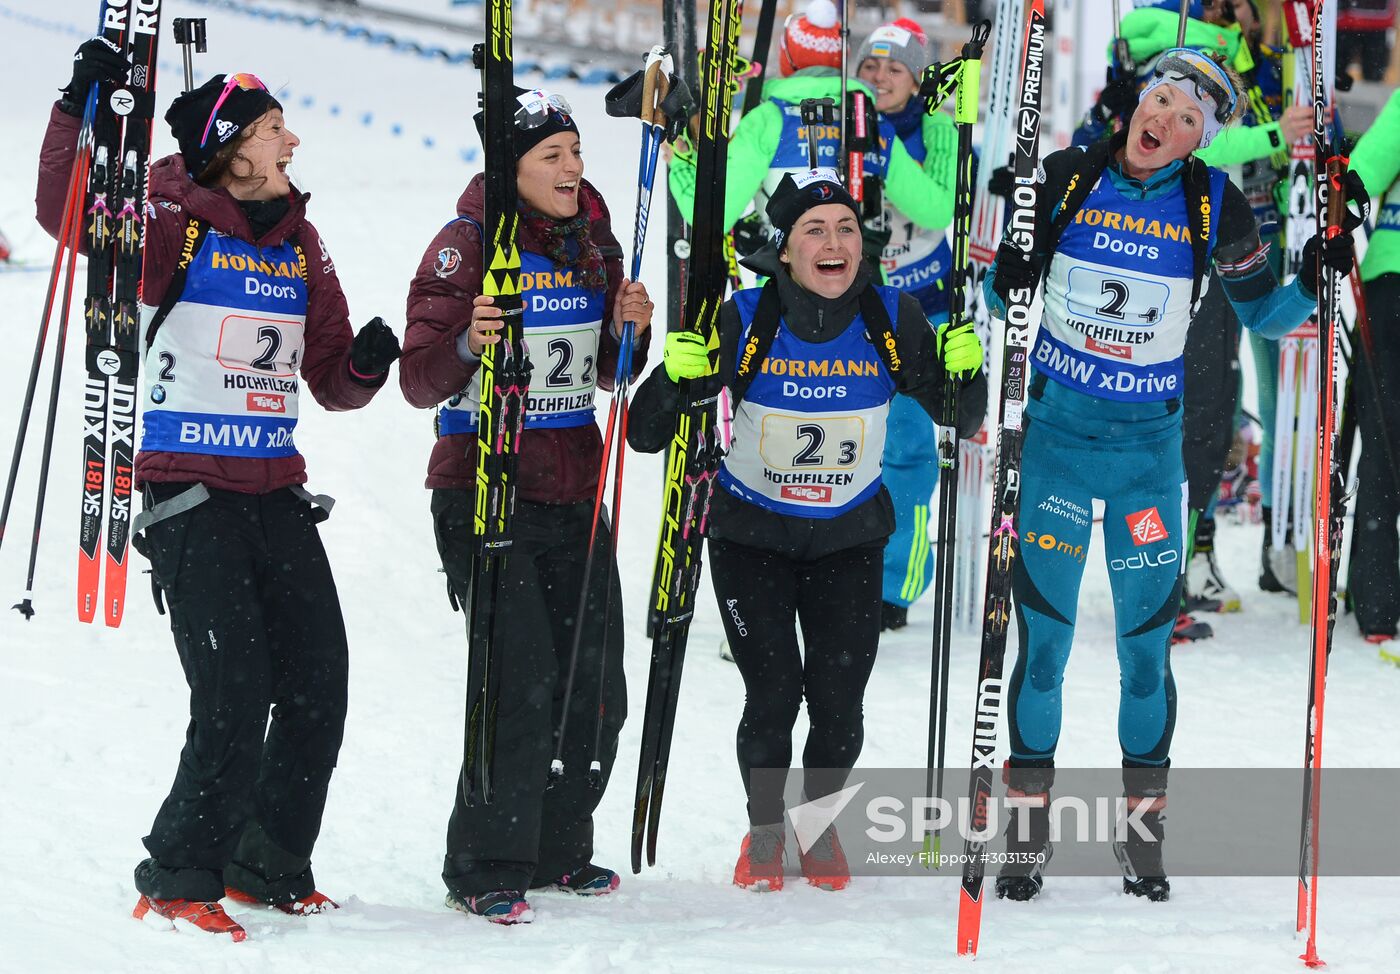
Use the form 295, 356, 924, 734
38, 44, 400, 941
400, 87, 652, 924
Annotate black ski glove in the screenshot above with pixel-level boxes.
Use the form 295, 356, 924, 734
1094, 70, 1139, 125
59, 37, 130, 117
991, 239, 1042, 305
1298, 231, 1356, 296
349, 317, 401, 382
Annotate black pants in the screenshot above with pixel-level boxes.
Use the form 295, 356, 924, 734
709, 538, 883, 827
1183, 269, 1241, 517
1348, 274, 1400, 635
433, 492, 626, 898
132, 485, 348, 903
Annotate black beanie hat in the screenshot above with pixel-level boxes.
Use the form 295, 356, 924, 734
766, 168, 861, 250
165, 73, 282, 179
473, 86, 579, 162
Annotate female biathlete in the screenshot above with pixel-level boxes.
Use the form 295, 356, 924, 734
38, 44, 400, 940
630, 169, 987, 893
399, 88, 652, 925
983, 49, 1362, 902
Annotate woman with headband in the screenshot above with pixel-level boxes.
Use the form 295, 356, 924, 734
36, 44, 401, 940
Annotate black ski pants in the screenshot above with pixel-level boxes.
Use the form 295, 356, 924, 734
433, 492, 626, 898
1348, 274, 1400, 636
1183, 268, 1242, 519
709, 538, 883, 827
132, 484, 348, 903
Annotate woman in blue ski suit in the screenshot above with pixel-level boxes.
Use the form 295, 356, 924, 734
982, 49, 1362, 902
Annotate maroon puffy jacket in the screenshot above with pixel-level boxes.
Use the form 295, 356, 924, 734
35, 105, 382, 494
399, 173, 650, 503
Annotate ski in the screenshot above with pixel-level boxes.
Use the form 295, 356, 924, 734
462, 0, 530, 807
1299, 0, 1349, 965
632, 0, 741, 874
955, 0, 1046, 957
957, 0, 1024, 629
76, 9, 130, 624
919, 17, 990, 864
102, 0, 162, 627
664, 0, 699, 337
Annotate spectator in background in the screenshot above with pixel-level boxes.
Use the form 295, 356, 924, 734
1339, 0, 1396, 83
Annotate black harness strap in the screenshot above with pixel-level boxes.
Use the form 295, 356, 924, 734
144, 216, 209, 348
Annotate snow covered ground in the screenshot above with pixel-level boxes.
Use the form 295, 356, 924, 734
2, 2, 1398, 971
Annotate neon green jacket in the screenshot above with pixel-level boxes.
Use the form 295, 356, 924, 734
1112, 8, 1242, 68
1348, 89, 1400, 282
666, 68, 957, 234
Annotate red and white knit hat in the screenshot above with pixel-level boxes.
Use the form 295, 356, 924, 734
779, 0, 843, 77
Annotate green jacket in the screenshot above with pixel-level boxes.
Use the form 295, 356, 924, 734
1348, 88, 1400, 282
1112, 7, 1242, 69
667, 68, 957, 234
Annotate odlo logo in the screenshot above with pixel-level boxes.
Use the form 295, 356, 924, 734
1109, 549, 1178, 573
216, 119, 238, 142
726, 598, 747, 637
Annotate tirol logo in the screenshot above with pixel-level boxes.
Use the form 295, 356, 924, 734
782, 484, 832, 504
247, 393, 286, 413
1126, 507, 1168, 546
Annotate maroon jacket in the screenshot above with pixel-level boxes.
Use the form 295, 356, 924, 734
36, 105, 382, 494
399, 174, 650, 503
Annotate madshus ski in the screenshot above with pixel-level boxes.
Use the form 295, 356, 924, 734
632, 0, 742, 874
69, 0, 161, 627
461, 0, 530, 807
955, 0, 1046, 958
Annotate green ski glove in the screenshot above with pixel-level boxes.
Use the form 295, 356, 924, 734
663, 330, 711, 382
936, 320, 984, 378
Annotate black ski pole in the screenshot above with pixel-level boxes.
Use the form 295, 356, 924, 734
173, 18, 207, 92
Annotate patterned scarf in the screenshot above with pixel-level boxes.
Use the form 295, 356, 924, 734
519, 205, 608, 292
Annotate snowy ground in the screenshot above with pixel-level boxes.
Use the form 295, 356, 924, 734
2, 2, 1399, 971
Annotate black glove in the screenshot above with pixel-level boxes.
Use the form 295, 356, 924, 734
732, 212, 770, 258
59, 37, 130, 117
987, 164, 1014, 199
991, 239, 1041, 305
1298, 231, 1356, 296
1094, 71, 1138, 125
349, 317, 401, 381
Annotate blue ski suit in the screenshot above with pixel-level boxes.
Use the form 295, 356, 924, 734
984, 136, 1317, 768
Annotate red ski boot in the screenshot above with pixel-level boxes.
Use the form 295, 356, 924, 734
224, 887, 339, 915
133, 896, 248, 941
798, 826, 850, 891
733, 826, 786, 892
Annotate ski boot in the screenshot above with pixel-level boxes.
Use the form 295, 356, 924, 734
539, 864, 620, 896
880, 601, 908, 632
133, 896, 248, 941
446, 889, 533, 925
1364, 633, 1400, 667
1113, 764, 1170, 902
224, 887, 338, 915
1259, 508, 1297, 594
995, 762, 1054, 902
1172, 611, 1213, 644
734, 824, 786, 892
1186, 516, 1241, 612
797, 825, 850, 891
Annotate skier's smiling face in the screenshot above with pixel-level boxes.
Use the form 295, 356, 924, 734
857, 57, 919, 115
1123, 83, 1204, 178
516, 133, 584, 219
223, 109, 298, 201
781, 203, 862, 299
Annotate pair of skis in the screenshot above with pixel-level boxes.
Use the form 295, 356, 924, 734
1, 0, 164, 626
461, 0, 530, 808
632, 0, 743, 874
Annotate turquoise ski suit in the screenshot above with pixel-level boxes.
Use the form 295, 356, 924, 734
984, 137, 1317, 768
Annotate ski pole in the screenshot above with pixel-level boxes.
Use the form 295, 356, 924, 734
0, 107, 95, 558
173, 18, 207, 92
552, 48, 681, 784
1177, 0, 1189, 47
